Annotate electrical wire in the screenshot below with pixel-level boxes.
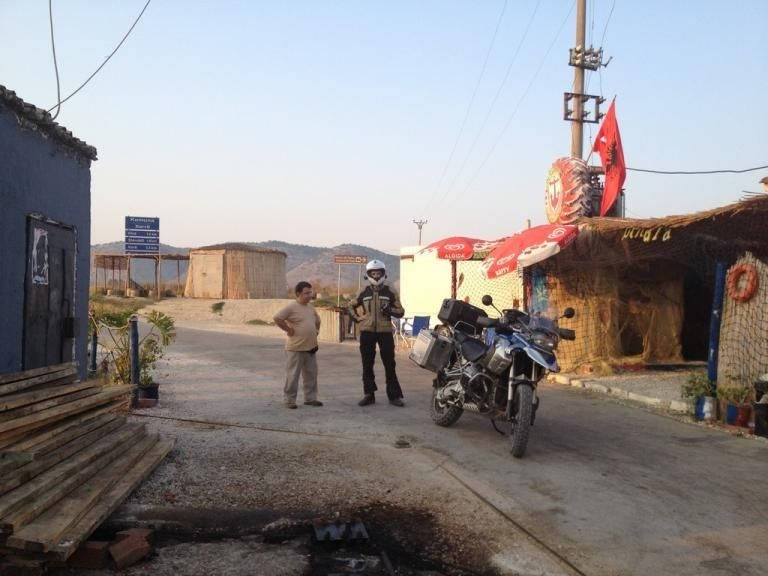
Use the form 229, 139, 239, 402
425, 0, 543, 216
46, 0, 152, 113
48, 0, 62, 120
451, 0, 576, 200
421, 0, 509, 216
627, 164, 768, 175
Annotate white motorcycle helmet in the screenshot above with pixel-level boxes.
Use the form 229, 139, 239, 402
365, 259, 387, 286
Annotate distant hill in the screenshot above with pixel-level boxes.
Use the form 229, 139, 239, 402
90, 241, 398, 293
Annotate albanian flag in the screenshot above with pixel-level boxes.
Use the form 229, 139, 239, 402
592, 100, 626, 216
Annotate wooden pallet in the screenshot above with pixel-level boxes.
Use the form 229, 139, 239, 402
0, 363, 173, 569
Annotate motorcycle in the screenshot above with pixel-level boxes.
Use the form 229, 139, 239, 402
409, 296, 575, 458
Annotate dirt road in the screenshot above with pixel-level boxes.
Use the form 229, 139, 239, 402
59, 322, 768, 575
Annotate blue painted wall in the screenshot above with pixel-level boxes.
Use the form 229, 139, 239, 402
0, 105, 92, 379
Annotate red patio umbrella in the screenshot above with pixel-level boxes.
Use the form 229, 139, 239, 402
481, 224, 578, 279
420, 236, 504, 297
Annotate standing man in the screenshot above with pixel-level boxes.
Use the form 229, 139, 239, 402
348, 260, 405, 407
273, 281, 322, 409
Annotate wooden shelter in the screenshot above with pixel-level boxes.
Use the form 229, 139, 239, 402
529, 196, 768, 373
184, 243, 287, 299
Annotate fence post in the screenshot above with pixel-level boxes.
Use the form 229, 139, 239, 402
89, 323, 98, 377
130, 315, 140, 408
707, 262, 727, 392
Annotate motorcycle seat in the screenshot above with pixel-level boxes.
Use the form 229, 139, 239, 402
455, 332, 488, 363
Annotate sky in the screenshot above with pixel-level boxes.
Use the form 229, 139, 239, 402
1, 1, 766, 254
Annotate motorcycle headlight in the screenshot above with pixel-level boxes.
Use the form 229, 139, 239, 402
532, 331, 556, 350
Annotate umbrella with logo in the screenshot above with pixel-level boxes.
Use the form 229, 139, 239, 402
480, 224, 578, 279
420, 236, 504, 297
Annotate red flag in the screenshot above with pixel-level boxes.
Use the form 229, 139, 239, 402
592, 100, 626, 216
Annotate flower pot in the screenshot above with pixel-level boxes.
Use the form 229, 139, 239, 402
695, 396, 716, 421
735, 404, 751, 428
754, 403, 768, 437
725, 403, 738, 425
138, 385, 159, 400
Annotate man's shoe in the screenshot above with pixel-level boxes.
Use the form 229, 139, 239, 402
358, 394, 375, 406
286, 403, 298, 409
304, 400, 323, 407
389, 398, 405, 407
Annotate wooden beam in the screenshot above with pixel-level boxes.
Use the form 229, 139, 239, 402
0, 363, 75, 387
9, 413, 120, 458
0, 388, 101, 425
0, 400, 125, 452
0, 367, 78, 397
0, 423, 144, 528
0, 386, 130, 435
0, 381, 99, 413
7, 434, 158, 552
47, 438, 174, 561
0, 417, 126, 495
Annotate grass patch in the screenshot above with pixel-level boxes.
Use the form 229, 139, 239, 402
211, 301, 225, 315
246, 319, 272, 326
312, 294, 352, 308
89, 294, 151, 325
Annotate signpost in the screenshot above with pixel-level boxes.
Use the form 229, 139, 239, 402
125, 217, 160, 299
124, 216, 160, 254
333, 254, 367, 306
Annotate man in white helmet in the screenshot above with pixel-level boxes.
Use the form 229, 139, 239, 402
348, 259, 405, 406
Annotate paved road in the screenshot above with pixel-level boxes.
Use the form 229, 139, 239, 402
144, 325, 768, 575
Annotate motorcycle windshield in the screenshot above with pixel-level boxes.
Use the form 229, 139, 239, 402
525, 307, 561, 372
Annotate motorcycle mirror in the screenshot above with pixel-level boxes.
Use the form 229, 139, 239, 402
562, 307, 575, 319
481, 295, 493, 306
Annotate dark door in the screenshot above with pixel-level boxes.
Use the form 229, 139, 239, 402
23, 217, 76, 369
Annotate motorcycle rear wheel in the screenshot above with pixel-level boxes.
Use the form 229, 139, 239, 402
510, 385, 533, 458
430, 387, 464, 427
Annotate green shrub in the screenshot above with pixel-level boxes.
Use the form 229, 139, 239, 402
681, 372, 715, 399
211, 301, 225, 315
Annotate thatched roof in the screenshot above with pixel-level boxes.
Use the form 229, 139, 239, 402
194, 243, 286, 256
550, 195, 768, 272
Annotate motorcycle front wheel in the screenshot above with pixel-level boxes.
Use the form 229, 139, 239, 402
509, 384, 534, 458
430, 387, 464, 427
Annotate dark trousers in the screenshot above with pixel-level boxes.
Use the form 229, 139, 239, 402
359, 331, 403, 400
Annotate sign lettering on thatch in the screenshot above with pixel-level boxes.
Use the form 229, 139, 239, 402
334, 255, 366, 265
621, 227, 672, 243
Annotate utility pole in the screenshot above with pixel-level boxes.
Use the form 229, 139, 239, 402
413, 219, 427, 245
564, 0, 606, 159
571, 0, 586, 159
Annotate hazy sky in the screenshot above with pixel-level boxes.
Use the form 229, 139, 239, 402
1, 1, 766, 254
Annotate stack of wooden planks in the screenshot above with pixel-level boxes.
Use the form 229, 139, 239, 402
0, 363, 173, 571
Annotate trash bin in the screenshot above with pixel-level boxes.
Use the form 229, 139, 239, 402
754, 382, 768, 438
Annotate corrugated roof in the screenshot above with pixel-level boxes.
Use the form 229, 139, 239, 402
194, 242, 287, 256
0, 85, 97, 160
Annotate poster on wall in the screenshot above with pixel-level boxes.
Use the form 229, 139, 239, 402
32, 227, 49, 285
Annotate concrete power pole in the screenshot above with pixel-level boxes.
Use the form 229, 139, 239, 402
413, 219, 427, 245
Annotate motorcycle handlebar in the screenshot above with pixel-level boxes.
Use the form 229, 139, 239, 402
559, 328, 576, 341
476, 316, 497, 328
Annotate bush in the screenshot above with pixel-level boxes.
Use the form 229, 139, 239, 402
92, 309, 176, 387
681, 372, 715, 399
211, 301, 225, 315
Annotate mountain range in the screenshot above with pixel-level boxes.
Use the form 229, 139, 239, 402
90, 241, 399, 293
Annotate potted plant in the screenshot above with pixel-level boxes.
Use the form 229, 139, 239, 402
718, 384, 752, 427
93, 309, 176, 407
681, 372, 716, 421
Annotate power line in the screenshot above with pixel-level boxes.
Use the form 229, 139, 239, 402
451, 0, 576, 200
427, 0, 544, 215
48, 0, 62, 120
627, 164, 768, 175
46, 0, 153, 113
421, 0, 509, 216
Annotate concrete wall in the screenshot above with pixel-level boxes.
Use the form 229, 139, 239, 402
0, 107, 92, 379
399, 245, 523, 327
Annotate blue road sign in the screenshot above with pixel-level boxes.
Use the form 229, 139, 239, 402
125, 216, 160, 254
